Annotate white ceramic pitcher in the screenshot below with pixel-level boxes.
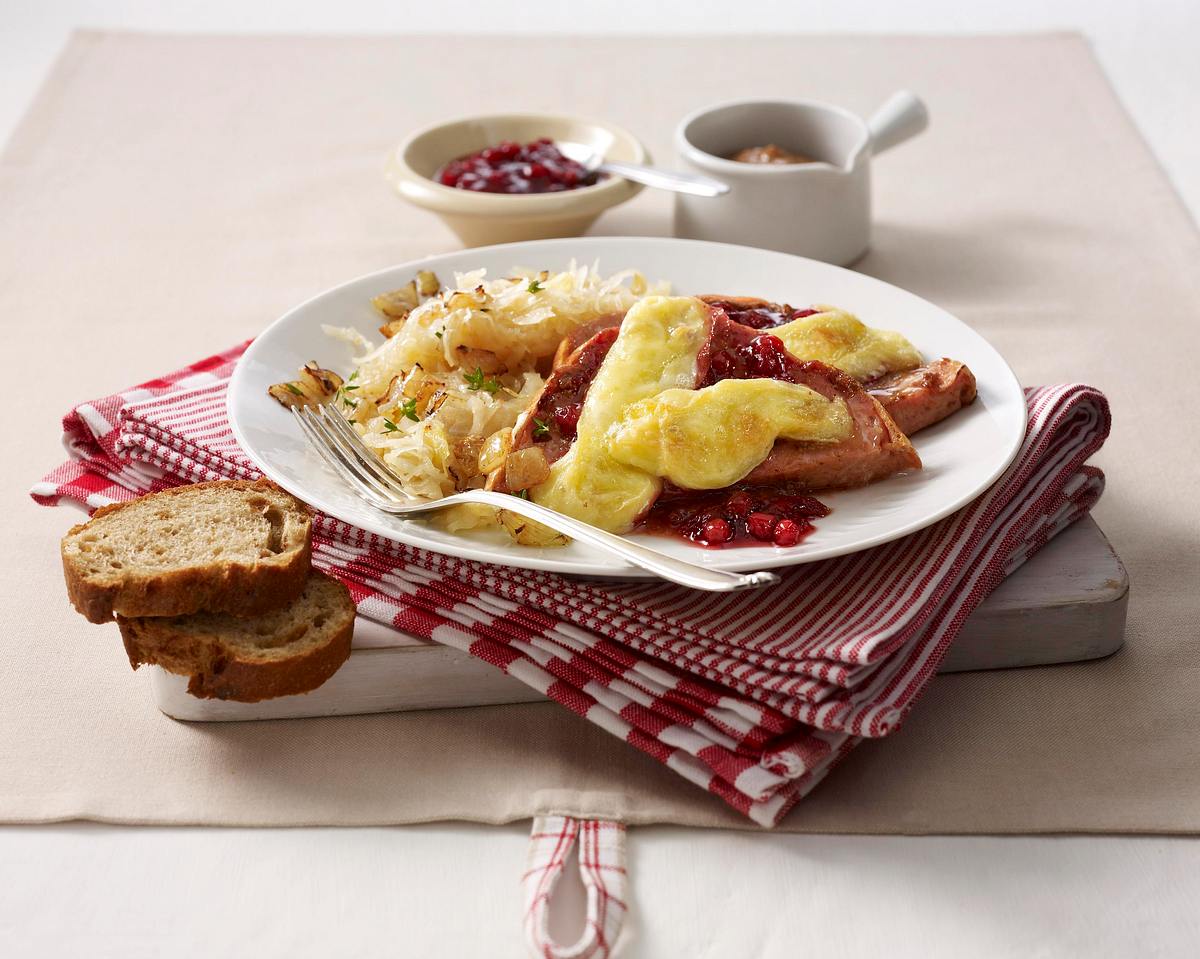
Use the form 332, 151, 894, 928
673, 91, 928, 265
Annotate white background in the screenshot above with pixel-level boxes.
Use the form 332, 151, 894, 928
3, 2, 1199, 957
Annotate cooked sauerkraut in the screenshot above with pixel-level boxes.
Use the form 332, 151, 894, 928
342, 263, 664, 398
338, 366, 544, 500
325, 263, 665, 509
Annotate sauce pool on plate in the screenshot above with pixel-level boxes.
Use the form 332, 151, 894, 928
642, 484, 830, 548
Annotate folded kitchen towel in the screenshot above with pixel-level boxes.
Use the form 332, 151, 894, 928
33, 343, 1110, 826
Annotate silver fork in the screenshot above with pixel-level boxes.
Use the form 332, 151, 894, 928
291, 405, 779, 592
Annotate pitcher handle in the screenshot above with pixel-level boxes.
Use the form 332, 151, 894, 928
867, 90, 929, 155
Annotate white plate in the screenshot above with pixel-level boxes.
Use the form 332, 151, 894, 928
228, 237, 1025, 577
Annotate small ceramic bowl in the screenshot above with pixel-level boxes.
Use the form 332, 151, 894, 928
387, 113, 647, 247
673, 91, 928, 265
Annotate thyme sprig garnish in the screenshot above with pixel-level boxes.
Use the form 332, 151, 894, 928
464, 366, 500, 394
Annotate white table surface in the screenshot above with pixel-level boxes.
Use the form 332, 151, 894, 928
4, 3, 1200, 957
1, 824, 1197, 958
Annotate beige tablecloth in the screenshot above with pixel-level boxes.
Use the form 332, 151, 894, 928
2, 31, 1197, 832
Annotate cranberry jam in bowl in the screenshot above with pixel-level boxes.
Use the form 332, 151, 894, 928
388, 113, 647, 247
435, 138, 602, 194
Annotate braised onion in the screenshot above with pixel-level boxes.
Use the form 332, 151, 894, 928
502, 447, 550, 492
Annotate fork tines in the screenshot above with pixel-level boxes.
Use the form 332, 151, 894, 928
291, 405, 408, 506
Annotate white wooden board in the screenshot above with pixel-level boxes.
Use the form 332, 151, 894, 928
153, 517, 1128, 722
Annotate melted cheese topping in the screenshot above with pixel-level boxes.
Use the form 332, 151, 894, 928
606, 379, 852, 490
772, 307, 920, 381
529, 296, 710, 531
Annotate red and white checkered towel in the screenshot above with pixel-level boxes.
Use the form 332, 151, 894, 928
32, 343, 1110, 826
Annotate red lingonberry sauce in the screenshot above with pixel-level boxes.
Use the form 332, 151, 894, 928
551, 403, 581, 435
434, 138, 602, 194
705, 299, 819, 330
641, 484, 829, 548
698, 326, 803, 387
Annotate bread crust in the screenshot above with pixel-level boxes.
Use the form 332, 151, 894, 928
62, 479, 312, 624
117, 572, 354, 703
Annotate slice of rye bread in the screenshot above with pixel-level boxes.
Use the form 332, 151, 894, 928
61, 479, 313, 624
118, 569, 355, 702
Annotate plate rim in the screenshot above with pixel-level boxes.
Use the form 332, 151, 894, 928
228, 236, 1025, 577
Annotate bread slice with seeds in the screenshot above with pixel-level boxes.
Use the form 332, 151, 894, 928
61, 479, 312, 624
118, 568, 354, 702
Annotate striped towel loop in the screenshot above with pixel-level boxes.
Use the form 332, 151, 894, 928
523, 816, 628, 959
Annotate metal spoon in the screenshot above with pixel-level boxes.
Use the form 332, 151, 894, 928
556, 141, 731, 198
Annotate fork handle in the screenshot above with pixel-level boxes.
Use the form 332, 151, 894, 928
446, 491, 779, 592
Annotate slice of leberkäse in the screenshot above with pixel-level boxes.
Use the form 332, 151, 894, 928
864, 358, 978, 436
694, 311, 920, 489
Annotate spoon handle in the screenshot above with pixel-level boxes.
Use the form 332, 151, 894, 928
599, 160, 730, 197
